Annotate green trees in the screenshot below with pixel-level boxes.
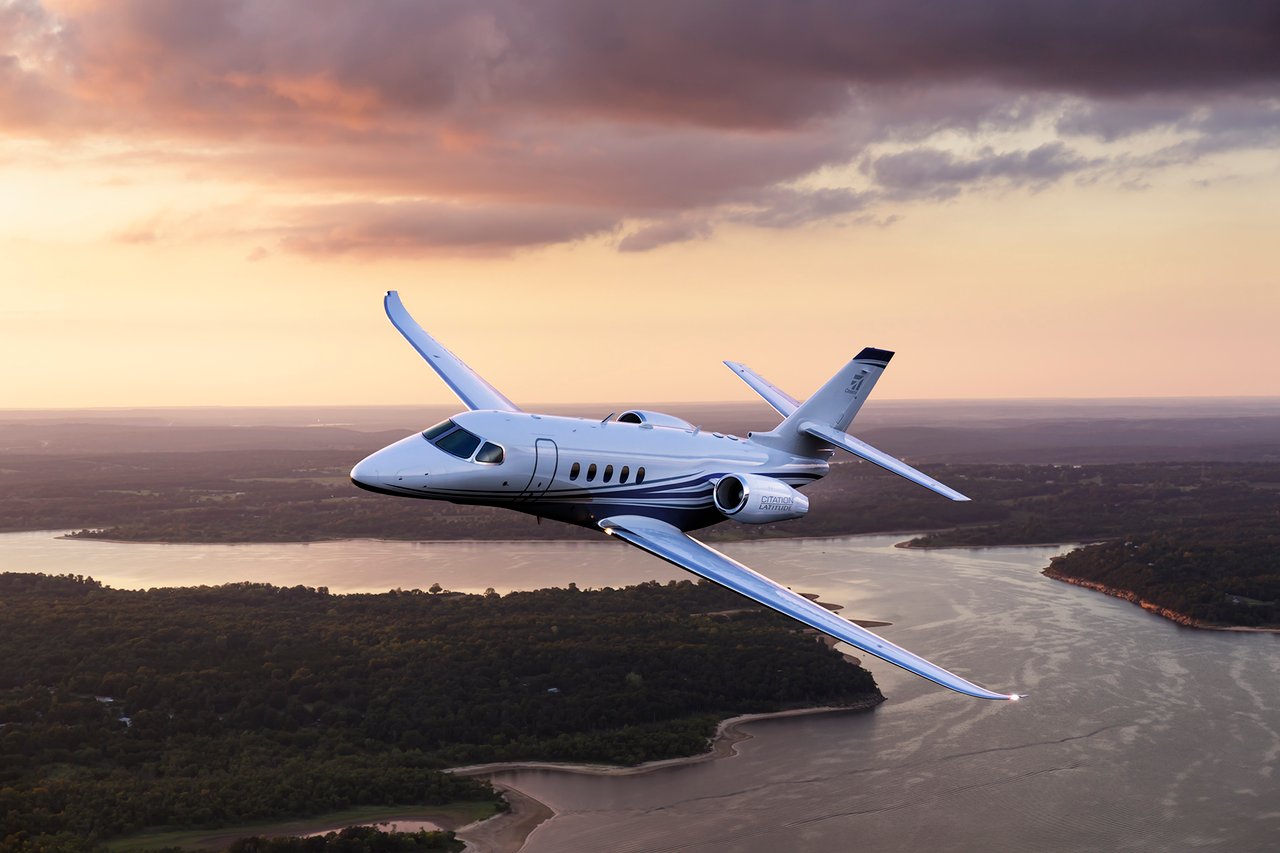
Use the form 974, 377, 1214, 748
1047, 525, 1280, 627
228, 826, 460, 852
0, 575, 880, 851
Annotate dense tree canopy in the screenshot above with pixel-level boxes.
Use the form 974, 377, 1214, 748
1046, 524, 1280, 627
0, 575, 879, 852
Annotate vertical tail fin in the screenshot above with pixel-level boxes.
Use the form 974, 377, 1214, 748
742, 348, 969, 501
782, 347, 893, 435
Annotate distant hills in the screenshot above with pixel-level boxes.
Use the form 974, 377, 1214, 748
3, 399, 1279, 463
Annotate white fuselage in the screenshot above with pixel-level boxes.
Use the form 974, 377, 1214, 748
350, 410, 828, 531
345, 291, 1017, 700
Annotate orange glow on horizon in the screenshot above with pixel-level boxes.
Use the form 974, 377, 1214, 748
2, 3, 1277, 408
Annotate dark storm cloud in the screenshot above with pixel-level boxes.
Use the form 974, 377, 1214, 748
3, 1, 1278, 254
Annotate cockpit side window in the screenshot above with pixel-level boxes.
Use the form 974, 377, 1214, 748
422, 420, 455, 441
435, 426, 482, 459
475, 442, 505, 464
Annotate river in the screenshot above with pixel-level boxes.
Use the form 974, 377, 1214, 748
2, 531, 1276, 851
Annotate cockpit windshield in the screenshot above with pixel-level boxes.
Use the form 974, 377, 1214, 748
422, 420, 454, 441
421, 419, 503, 463
435, 428, 481, 459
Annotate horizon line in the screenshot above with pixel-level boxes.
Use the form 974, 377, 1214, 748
3, 395, 1280, 414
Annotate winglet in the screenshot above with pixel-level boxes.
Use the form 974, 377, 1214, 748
384, 291, 521, 412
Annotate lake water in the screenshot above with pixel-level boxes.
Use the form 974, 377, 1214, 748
2, 531, 1276, 851
0, 531, 691, 594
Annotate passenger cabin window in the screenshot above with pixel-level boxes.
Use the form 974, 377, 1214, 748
636, 467, 646, 484
475, 442, 504, 464
603, 465, 614, 483
587, 463, 597, 482
569, 462, 581, 481
620, 465, 630, 483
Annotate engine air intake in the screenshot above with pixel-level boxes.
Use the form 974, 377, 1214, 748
712, 473, 809, 523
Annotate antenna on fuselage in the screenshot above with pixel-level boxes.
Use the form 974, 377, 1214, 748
601, 412, 615, 424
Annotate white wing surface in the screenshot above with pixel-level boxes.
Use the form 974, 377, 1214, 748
802, 421, 970, 502
723, 361, 800, 417
384, 291, 521, 412
599, 514, 1016, 700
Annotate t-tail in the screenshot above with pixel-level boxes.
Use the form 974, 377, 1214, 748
727, 349, 970, 502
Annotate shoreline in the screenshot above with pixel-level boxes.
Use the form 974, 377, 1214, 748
450, 699, 883, 779
898, 536, 1100, 550
454, 783, 554, 853
49, 529, 945, 548
43, 528, 1079, 552
448, 698, 882, 852
1043, 568, 1280, 633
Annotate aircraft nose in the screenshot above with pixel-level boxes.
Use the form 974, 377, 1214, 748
351, 433, 434, 494
350, 453, 383, 489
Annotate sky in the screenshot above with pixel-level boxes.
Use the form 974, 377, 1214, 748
2, 0, 1278, 409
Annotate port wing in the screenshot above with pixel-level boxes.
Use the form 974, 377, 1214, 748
384, 291, 521, 412
599, 514, 1016, 700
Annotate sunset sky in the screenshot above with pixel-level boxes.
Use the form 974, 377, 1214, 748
2, 1, 1278, 408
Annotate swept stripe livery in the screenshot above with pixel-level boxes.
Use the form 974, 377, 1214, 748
351, 291, 1017, 702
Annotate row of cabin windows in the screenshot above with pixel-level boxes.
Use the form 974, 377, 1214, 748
568, 462, 645, 485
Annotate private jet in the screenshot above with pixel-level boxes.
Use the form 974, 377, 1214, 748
351, 292, 1019, 701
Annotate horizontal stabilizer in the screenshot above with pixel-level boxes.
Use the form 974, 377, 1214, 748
803, 421, 970, 502
723, 361, 800, 417
600, 515, 1014, 700
384, 291, 521, 413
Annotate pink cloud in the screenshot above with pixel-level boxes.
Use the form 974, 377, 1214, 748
4, 1, 1278, 255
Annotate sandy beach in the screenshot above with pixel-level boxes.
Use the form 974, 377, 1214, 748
450, 699, 882, 852
455, 783, 555, 853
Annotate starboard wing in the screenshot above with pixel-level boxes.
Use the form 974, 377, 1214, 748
598, 514, 1016, 700
723, 361, 800, 417
384, 291, 521, 412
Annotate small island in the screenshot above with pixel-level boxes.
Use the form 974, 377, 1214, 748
0, 573, 881, 852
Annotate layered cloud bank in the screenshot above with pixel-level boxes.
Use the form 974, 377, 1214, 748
4, 0, 1278, 255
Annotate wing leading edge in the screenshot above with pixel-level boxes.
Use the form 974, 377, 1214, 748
599, 514, 1017, 701
384, 291, 521, 413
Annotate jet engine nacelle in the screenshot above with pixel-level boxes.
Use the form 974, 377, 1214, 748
617, 410, 696, 430
713, 473, 809, 523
